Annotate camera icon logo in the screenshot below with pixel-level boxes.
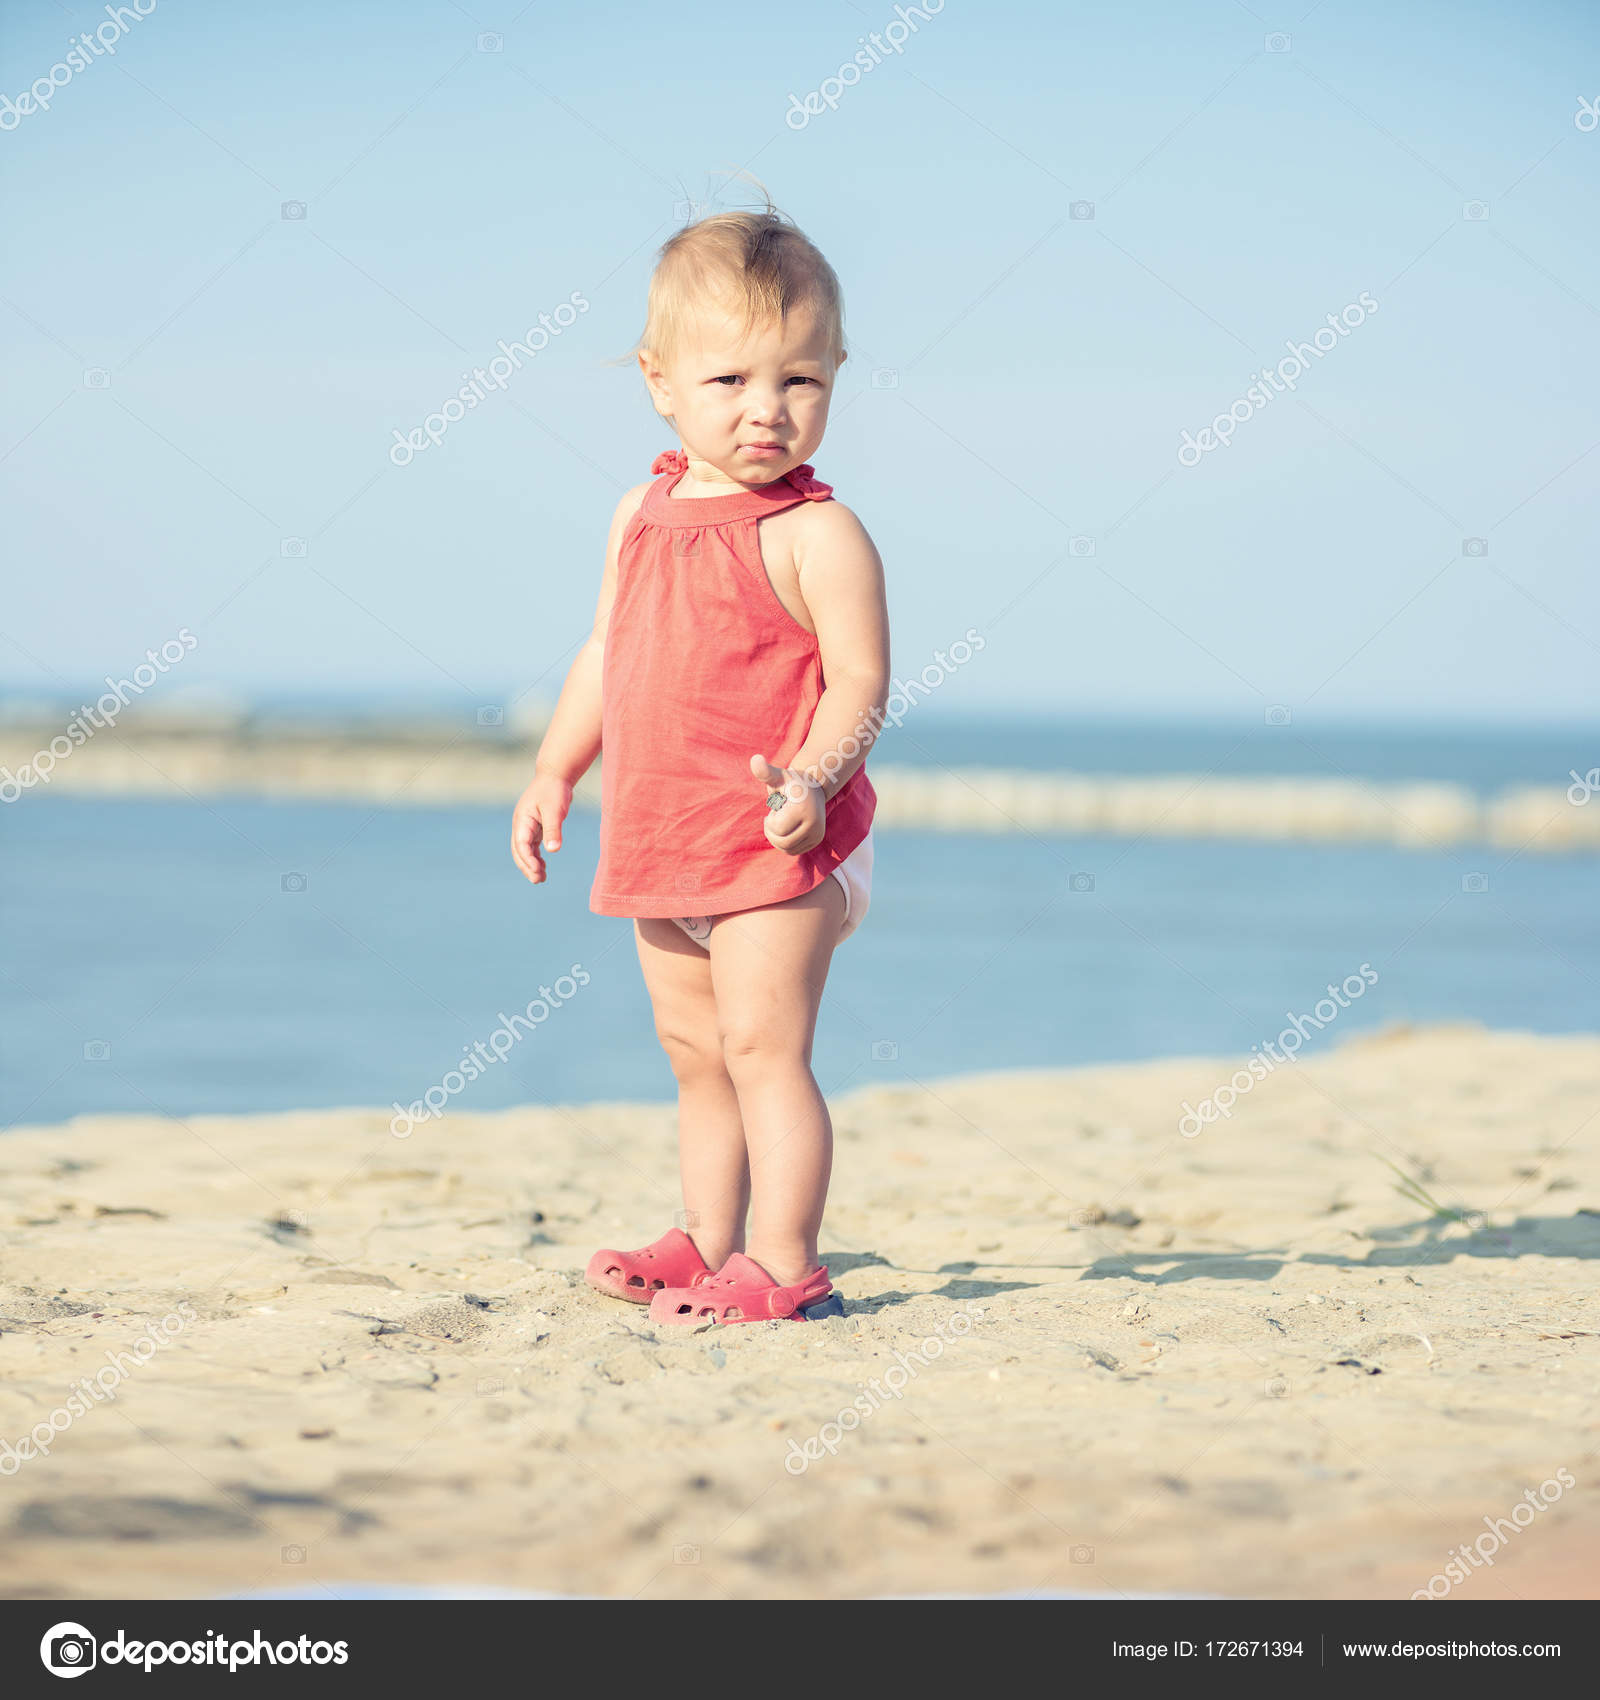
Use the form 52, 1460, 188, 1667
1069, 872, 1094, 893
1067, 535, 1095, 557
83, 1040, 111, 1061
281, 1543, 307, 1564
1069, 200, 1095, 220
672, 531, 701, 555
40, 1622, 97, 1677
281, 200, 307, 221
1461, 871, 1489, 894
281, 872, 307, 893
673, 1543, 701, 1564
477, 31, 503, 51
280, 538, 307, 558
1070, 1544, 1095, 1564
477, 705, 504, 726
871, 368, 899, 390
1461, 537, 1488, 557
1462, 200, 1489, 221
675, 870, 702, 892
477, 1377, 505, 1396
674, 1208, 701, 1230
1265, 704, 1292, 726
1265, 32, 1291, 52
673, 198, 708, 223
83, 368, 111, 389
1265, 1375, 1291, 1398
870, 1039, 898, 1061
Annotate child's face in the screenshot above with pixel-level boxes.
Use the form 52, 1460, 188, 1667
641, 302, 843, 486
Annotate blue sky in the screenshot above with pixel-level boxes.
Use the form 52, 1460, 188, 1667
2, 0, 1597, 724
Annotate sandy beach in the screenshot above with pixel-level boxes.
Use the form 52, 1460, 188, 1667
1, 1024, 1596, 1601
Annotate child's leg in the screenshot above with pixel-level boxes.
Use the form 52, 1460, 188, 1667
706, 877, 847, 1286
633, 918, 748, 1268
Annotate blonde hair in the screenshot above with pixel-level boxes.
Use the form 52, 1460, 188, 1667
638, 201, 845, 370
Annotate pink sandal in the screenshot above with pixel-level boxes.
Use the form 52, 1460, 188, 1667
648, 1252, 845, 1325
586, 1227, 711, 1304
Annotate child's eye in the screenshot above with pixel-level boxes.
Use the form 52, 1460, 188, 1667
708, 375, 820, 387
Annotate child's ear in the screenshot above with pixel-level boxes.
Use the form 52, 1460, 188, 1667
638, 348, 671, 416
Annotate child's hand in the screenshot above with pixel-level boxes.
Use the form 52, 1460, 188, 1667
511, 774, 573, 884
750, 753, 825, 855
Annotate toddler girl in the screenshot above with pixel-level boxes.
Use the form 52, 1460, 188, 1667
510, 204, 889, 1326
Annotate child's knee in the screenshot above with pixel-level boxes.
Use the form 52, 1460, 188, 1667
719, 1023, 809, 1076
657, 1027, 725, 1083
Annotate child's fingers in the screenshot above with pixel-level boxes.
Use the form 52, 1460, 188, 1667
751, 756, 821, 852
764, 812, 822, 854
514, 837, 544, 882
750, 752, 787, 792
511, 806, 546, 882
763, 781, 822, 853
776, 766, 818, 809
763, 791, 803, 838
755, 758, 812, 813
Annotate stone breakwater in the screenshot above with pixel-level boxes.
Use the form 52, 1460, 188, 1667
1, 720, 1595, 853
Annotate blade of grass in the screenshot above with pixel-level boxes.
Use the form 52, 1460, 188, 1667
1376, 1155, 1479, 1227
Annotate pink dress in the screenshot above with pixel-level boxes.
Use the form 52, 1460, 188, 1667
589, 451, 876, 919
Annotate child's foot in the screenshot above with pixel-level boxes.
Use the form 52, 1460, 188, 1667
586, 1227, 712, 1304
647, 1252, 843, 1325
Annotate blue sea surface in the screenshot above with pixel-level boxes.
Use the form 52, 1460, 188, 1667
3, 718, 1596, 1126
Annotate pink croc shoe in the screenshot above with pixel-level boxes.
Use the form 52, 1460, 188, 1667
648, 1252, 845, 1326
586, 1227, 711, 1304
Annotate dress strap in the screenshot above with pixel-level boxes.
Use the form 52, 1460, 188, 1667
648, 447, 832, 504
784, 464, 833, 501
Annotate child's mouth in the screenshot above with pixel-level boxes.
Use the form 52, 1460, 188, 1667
740, 443, 787, 458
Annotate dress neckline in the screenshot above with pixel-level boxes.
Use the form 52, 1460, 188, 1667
638, 449, 833, 526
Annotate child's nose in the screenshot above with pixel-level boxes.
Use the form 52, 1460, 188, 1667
747, 389, 789, 424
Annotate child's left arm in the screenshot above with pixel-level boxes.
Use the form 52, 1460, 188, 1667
754, 501, 890, 856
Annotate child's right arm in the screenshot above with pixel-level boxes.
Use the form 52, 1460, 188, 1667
510, 483, 649, 885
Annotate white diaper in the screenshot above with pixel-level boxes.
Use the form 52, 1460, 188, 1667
671, 829, 874, 951
830, 825, 873, 943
